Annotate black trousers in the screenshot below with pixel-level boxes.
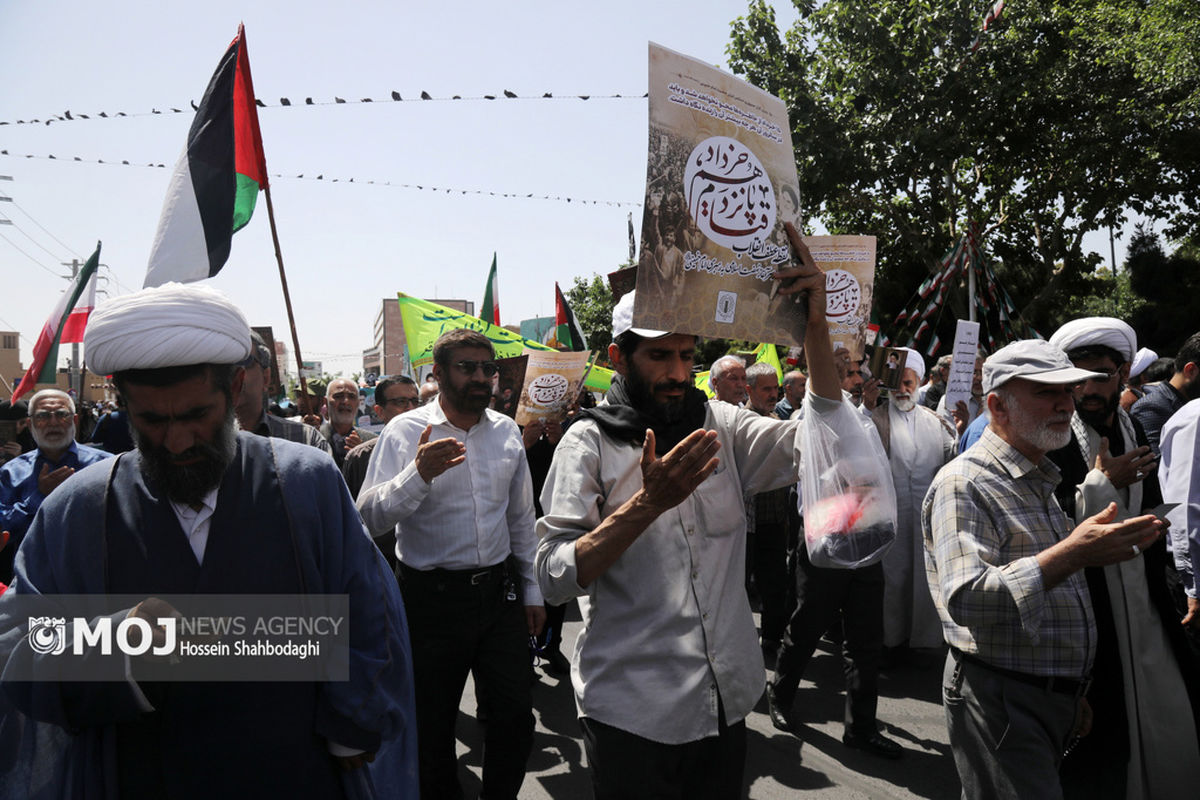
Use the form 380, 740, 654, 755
751, 521, 789, 645
580, 707, 746, 800
398, 562, 534, 800
773, 546, 884, 737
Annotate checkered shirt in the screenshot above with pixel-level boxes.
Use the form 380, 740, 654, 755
922, 426, 1095, 678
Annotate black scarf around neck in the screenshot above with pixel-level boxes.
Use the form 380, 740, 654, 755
576, 373, 709, 455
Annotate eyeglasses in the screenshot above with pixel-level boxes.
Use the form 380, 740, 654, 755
31, 409, 72, 423
383, 396, 420, 408
451, 360, 500, 378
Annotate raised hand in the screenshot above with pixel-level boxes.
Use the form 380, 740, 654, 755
414, 424, 466, 483
639, 429, 721, 513
1093, 437, 1157, 490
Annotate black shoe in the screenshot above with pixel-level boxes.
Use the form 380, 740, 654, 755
542, 648, 570, 676
842, 730, 903, 759
766, 683, 797, 735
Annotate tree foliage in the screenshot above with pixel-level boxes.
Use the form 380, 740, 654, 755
565, 274, 617, 365
727, 0, 1200, 343
1124, 225, 1200, 352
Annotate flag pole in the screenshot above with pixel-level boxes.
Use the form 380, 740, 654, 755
260, 182, 314, 417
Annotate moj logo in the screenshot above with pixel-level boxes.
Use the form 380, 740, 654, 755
27, 615, 177, 657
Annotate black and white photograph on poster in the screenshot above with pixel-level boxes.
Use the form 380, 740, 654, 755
867, 346, 907, 392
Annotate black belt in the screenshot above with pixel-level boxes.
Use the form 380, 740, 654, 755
398, 561, 506, 586
951, 647, 1091, 697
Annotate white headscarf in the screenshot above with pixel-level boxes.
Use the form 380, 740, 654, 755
1049, 317, 1137, 365
85, 282, 251, 375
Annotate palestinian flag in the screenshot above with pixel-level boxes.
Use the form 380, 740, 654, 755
481, 254, 500, 325
552, 283, 587, 351
144, 24, 268, 287
12, 243, 101, 403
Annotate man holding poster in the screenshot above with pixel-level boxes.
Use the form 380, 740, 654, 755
536, 222, 842, 799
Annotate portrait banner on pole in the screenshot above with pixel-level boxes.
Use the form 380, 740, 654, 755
632, 42, 807, 347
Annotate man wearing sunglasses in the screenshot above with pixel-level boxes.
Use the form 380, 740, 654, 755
358, 328, 544, 800
342, 375, 419, 500
0, 388, 111, 584
233, 331, 330, 456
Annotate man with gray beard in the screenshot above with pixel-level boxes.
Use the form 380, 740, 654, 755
0, 283, 418, 799
866, 348, 955, 663
320, 378, 377, 468
0, 388, 111, 584
923, 339, 1168, 800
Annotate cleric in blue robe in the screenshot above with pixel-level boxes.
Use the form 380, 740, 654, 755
0, 282, 418, 799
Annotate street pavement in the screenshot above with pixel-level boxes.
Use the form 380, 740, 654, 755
454, 604, 962, 799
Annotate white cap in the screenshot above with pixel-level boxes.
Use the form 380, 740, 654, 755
983, 339, 1107, 395
612, 290, 670, 340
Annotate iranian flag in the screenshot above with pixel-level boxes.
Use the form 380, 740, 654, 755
12, 243, 101, 403
60, 268, 97, 344
144, 23, 268, 287
480, 254, 500, 325
552, 283, 587, 352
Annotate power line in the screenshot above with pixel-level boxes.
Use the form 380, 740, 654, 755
10, 200, 85, 259
0, 229, 64, 278
3, 216, 67, 262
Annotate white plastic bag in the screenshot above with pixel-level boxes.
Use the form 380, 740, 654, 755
800, 397, 897, 568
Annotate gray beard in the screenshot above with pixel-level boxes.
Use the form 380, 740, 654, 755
133, 407, 238, 505
892, 395, 916, 412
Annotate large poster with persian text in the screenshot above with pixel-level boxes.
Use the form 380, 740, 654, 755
632, 42, 806, 346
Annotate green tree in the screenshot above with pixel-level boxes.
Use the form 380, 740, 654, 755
565, 274, 617, 364
727, 0, 1200, 342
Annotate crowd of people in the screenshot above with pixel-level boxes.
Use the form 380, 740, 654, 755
1, 223, 1199, 799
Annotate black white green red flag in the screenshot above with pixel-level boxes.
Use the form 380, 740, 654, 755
12, 242, 101, 403
552, 283, 587, 352
144, 23, 268, 287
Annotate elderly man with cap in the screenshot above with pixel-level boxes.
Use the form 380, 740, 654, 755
0, 389, 112, 585
923, 338, 1169, 800
536, 225, 843, 796
233, 330, 330, 454
0, 283, 417, 799
866, 348, 956, 665
1046, 317, 1200, 800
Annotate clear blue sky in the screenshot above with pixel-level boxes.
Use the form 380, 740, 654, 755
0, 1, 1136, 379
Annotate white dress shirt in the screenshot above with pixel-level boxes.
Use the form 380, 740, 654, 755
357, 398, 542, 606
536, 395, 838, 744
1159, 398, 1200, 598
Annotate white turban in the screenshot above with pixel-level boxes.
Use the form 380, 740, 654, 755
1049, 317, 1136, 365
1130, 347, 1157, 379
897, 347, 926, 384
85, 282, 251, 375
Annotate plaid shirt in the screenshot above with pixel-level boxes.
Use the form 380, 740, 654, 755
922, 426, 1095, 678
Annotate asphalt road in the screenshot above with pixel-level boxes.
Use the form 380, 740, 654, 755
454, 604, 962, 799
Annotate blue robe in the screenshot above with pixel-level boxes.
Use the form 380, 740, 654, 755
0, 432, 417, 799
